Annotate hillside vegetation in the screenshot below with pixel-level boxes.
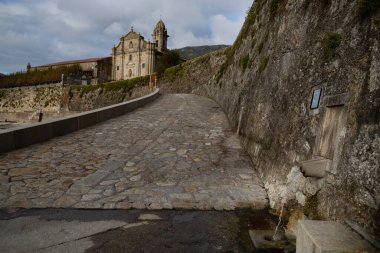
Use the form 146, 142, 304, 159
0, 65, 81, 88
176, 45, 229, 60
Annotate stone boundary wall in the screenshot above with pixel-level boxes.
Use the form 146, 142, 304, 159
0, 89, 160, 153
0, 83, 64, 115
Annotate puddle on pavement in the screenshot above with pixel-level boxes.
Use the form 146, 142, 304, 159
0, 208, 296, 252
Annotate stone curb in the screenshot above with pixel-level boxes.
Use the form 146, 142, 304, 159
0, 88, 160, 153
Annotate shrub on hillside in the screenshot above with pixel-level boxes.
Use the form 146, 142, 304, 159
163, 65, 184, 81
70, 75, 149, 94
0, 65, 81, 88
156, 50, 182, 75
324, 33, 342, 59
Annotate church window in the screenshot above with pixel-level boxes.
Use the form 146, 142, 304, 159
129, 42, 133, 48
142, 63, 145, 69
156, 40, 158, 46
129, 55, 132, 61
117, 66, 119, 70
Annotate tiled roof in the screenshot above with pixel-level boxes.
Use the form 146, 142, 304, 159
33, 57, 112, 68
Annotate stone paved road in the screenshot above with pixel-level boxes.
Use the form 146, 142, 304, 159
0, 94, 268, 210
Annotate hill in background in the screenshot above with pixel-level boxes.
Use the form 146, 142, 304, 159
175, 45, 229, 60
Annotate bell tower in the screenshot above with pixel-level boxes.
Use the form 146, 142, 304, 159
152, 19, 169, 52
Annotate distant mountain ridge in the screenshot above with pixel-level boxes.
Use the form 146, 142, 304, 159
175, 45, 229, 60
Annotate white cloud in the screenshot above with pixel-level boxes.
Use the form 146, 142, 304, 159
0, 0, 253, 73
104, 22, 125, 36
210, 14, 245, 45
0, 3, 32, 17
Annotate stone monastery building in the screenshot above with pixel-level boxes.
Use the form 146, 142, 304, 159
112, 20, 169, 80
28, 20, 169, 84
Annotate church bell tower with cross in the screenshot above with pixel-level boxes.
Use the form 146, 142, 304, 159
152, 19, 169, 52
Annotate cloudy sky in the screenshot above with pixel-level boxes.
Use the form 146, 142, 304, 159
0, 0, 253, 74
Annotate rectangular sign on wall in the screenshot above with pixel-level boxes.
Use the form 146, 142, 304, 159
310, 88, 322, 109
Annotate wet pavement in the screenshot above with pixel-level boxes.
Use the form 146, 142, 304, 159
0, 208, 277, 253
0, 94, 268, 211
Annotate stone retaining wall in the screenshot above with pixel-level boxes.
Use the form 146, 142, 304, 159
0, 83, 152, 123
0, 89, 160, 153
158, 0, 380, 245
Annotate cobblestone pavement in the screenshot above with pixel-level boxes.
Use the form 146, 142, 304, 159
0, 94, 268, 210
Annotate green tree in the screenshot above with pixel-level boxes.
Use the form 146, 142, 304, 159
156, 50, 181, 75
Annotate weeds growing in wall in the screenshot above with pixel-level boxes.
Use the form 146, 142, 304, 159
259, 56, 270, 73
257, 42, 265, 54
359, 0, 380, 18
156, 50, 182, 76
70, 76, 149, 94
216, 0, 275, 83
270, 0, 286, 16
163, 65, 184, 81
240, 55, 251, 71
324, 33, 342, 59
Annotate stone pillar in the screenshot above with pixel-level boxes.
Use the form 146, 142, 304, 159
138, 36, 142, 77
121, 39, 125, 80
111, 46, 116, 81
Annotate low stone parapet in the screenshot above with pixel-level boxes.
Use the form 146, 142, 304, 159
0, 89, 160, 153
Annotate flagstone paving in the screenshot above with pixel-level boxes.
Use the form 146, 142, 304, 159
0, 94, 268, 210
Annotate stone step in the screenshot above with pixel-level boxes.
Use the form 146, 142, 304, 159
299, 158, 332, 178
296, 220, 377, 253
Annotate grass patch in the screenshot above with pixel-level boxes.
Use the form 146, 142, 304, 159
195, 54, 211, 65
74, 84, 101, 92
255, 0, 268, 15
251, 38, 257, 49
240, 55, 251, 71
259, 56, 270, 73
156, 50, 182, 75
216, 63, 227, 83
215, 1, 268, 82
70, 76, 149, 94
270, 0, 286, 16
163, 64, 184, 81
257, 42, 265, 54
324, 33, 342, 59
215, 46, 236, 83
246, 7, 256, 27
359, 0, 380, 18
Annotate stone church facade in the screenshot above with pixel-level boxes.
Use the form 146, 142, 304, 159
111, 20, 169, 80
27, 20, 169, 84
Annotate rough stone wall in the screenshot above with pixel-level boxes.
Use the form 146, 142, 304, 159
0, 83, 64, 114
64, 85, 152, 112
158, 50, 226, 94
0, 84, 152, 122
158, 0, 379, 245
